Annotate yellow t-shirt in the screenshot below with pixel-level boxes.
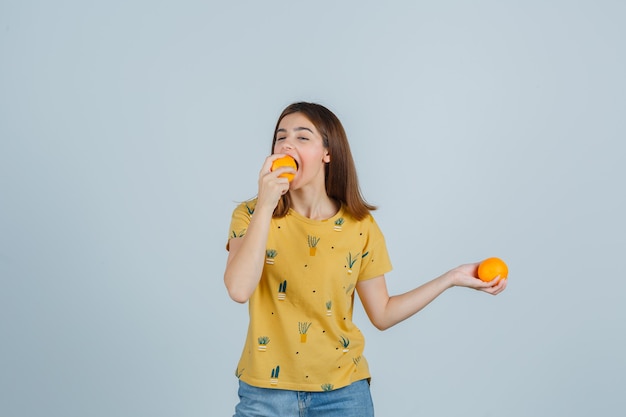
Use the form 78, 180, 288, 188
227, 199, 392, 392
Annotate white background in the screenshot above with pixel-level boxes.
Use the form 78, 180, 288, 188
1, 1, 625, 416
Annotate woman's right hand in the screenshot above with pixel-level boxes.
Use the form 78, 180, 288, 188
256, 154, 294, 211
224, 154, 295, 303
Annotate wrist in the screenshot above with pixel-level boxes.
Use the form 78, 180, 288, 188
440, 271, 457, 289
252, 201, 276, 218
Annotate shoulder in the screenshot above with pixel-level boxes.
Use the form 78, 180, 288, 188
232, 198, 258, 218
343, 209, 378, 228
334, 209, 384, 239
354, 211, 386, 240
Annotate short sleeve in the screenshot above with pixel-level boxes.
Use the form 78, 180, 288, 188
226, 199, 257, 250
358, 215, 393, 281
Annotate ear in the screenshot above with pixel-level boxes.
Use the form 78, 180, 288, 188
323, 150, 331, 163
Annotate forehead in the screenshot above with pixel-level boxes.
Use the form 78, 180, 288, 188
277, 112, 319, 134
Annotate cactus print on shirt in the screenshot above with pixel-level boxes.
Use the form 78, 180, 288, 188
227, 199, 393, 392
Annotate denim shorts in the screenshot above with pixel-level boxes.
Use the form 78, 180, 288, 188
233, 379, 374, 417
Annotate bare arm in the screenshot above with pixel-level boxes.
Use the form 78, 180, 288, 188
224, 205, 274, 303
223, 154, 295, 303
356, 263, 507, 330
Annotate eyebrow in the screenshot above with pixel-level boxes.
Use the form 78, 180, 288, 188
276, 127, 315, 134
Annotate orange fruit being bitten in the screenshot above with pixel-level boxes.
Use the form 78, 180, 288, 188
271, 155, 297, 182
477, 257, 508, 282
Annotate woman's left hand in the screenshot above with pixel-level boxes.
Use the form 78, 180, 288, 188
448, 263, 508, 295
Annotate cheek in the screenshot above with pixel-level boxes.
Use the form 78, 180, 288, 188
300, 155, 326, 172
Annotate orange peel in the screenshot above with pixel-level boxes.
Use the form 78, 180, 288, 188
477, 257, 508, 282
271, 155, 297, 182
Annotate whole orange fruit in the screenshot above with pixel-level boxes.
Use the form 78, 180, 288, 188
271, 155, 297, 182
477, 257, 508, 282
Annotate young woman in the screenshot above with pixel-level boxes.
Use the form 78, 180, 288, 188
224, 102, 507, 416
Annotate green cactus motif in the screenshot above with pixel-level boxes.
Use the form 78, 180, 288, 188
325, 300, 332, 316
235, 367, 244, 378
307, 235, 320, 256
333, 217, 345, 231
258, 336, 270, 351
231, 229, 246, 238
299, 322, 312, 342
339, 336, 350, 353
270, 365, 280, 385
278, 280, 287, 300
245, 202, 255, 215
345, 283, 355, 295
321, 383, 334, 391
346, 252, 360, 274
266, 249, 277, 264
353, 355, 362, 368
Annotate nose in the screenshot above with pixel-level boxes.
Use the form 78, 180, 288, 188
278, 138, 294, 152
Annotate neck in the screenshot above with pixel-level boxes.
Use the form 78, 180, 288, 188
289, 188, 339, 220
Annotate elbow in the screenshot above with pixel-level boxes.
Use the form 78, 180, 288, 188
369, 316, 393, 331
225, 284, 250, 304
373, 321, 392, 331
224, 276, 251, 304
229, 293, 249, 304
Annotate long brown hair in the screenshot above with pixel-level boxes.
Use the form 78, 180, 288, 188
271, 102, 375, 220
